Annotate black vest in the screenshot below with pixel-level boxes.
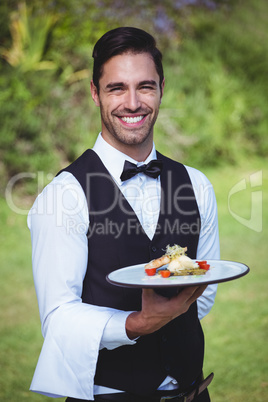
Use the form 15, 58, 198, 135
61, 149, 204, 396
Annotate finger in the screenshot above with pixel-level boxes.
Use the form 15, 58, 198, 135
176, 286, 200, 300
180, 285, 207, 297
171, 285, 206, 306
193, 285, 207, 296
142, 288, 154, 295
187, 285, 208, 304
142, 288, 167, 302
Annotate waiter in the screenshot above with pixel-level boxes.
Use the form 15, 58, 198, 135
28, 27, 220, 402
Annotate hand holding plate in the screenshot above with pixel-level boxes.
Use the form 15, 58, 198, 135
126, 285, 207, 340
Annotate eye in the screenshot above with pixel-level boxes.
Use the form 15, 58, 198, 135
139, 85, 157, 92
108, 86, 125, 93
110, 87, 122, 92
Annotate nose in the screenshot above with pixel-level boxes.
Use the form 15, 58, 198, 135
124, 88, 141, 111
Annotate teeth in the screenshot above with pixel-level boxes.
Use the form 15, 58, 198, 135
121, 116, 143, 124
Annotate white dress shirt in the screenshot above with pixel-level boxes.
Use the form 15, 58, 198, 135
28, 133, 220, 400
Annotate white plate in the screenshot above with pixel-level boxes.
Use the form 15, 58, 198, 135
106, 260, 249, 288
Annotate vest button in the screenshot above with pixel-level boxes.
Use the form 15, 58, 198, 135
151, 246, 157, 252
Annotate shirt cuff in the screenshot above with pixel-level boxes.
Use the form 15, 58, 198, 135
100, 310, 137, 350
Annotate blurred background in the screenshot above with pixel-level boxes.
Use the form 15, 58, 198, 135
0, 0, 267, 401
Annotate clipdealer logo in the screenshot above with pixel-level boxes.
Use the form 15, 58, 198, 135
228, 170, 263, 232
5, 169, 263, 234
83, 217, 202, 239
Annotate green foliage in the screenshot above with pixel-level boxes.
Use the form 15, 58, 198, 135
155, 0, 268, 167
0, 2, 58, 72
0, 0, 267, 194
0, 65, 99, 194
0, 69, 54, 190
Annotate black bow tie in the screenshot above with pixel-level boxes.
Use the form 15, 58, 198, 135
120, 159, 163, 182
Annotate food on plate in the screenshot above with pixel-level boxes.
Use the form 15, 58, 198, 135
145, 244, 210, 277
145, 255, 170, 269
144, 267, 157, 276
160, 270, 171, 278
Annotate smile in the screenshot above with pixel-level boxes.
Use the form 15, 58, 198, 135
120, 115, 144, 124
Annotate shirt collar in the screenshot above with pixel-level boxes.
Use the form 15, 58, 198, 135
92, 133, 157, 186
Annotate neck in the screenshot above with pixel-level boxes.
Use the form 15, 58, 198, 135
101, 133, 153, 162
119, 144, 152, 162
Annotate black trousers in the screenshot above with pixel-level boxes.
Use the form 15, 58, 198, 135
66, 388, 210, 402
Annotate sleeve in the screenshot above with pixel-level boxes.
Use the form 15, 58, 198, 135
185, 166, 220, 320
28, 173, 134, 400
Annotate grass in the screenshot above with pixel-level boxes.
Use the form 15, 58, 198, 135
201, 158, 268, 401
0, 157, 267, 401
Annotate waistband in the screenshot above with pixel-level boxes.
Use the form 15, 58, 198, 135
66, 373, 213, 402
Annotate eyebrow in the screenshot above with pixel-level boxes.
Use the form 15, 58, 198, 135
105, 80, 158, 90
139, 80, 158, 87
105, 82, 126, 90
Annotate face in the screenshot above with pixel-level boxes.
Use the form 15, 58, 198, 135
91, 52, 165, 160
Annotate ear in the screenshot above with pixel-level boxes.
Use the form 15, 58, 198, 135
90, 80, 100, 107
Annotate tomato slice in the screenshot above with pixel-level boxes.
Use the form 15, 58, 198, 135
197, 260, 207, 266
197, 261, 210, 270
145, 267, 157, 276
160, 270, 171, 278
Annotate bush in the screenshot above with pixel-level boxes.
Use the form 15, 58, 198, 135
1, 0, 267, 194
0, 65, 99, 194
155, 0, 268, 167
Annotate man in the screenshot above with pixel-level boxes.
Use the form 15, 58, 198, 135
28, 27, 219, 402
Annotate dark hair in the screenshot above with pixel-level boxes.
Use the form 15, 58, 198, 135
92, 27, 164, 92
